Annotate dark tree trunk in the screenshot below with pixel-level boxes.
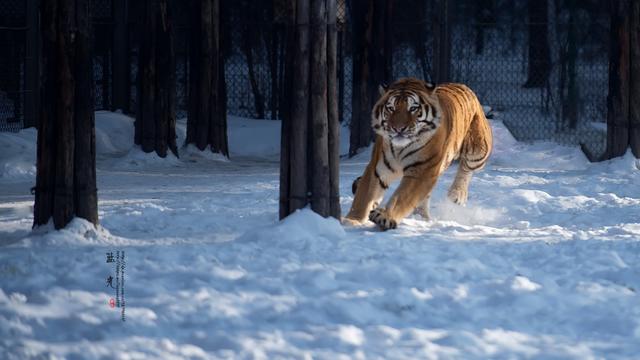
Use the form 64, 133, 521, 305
630, 0, 640, 158
267, 4, 282, 120
349, 0, 393, 157
24, 0, 40, 128
432, 0, 451, 83
186, 0, 229, 156
327, 0, 340, 217
349, 0, 373, 157
474, 0, 493, 55
563, 1, 579, 129
280, 0, 340, 219
240, 24, 266, 119
34, 0, 98, 229
309, 0, 330, 215
279, 1, 296, 219
135, 0, 178, 158
112, 0, 130, 113
606, 0, 630, 159
268, 28, 279, 120
524, 0, 551, 88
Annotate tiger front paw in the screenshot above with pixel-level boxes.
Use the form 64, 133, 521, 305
341, 217, 364, 226
369, 208, 397, 230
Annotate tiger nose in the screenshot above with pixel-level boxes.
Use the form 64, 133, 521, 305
392, 124, 408, 133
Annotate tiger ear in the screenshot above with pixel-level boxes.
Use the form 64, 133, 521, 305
378, 82, 389, 96
424, 81, 436, 91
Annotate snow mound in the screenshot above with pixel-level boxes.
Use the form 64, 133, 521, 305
0, 128, 37, 182
490, 120, 589, 171
110, 147, 182, 170
238, 208, 346, 249
95, 110, 135, 156
181, 144, 229, 162
17, 218, 132, 247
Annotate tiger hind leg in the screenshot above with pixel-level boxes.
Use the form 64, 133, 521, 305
415, 195, 431, 220
448, 146, 490, 205
447, 167, 473, 205
449, 112, 492, 205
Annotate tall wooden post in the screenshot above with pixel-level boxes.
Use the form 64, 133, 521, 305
278, 0, 296, 220
606, 0, 630, 159
112, 0, 130, 113
630, 0, 640, 158
135, 0, 178, 158
24, 0, 39, 128
523, 0, 551, 88
349, 0, 373, 157
433, 0, 451, 84
280, 0, 340, 219
327, 0, 340, 217
34, 0, 98, 229
185, 0, 228, 156
348, 0, 392, 157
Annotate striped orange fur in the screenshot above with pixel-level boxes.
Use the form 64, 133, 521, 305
343, 78, 492, 230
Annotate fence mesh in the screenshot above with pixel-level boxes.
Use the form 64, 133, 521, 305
0, 0, 613, 159
0, 0, 26, 132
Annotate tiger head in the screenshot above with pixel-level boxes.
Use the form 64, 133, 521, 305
371, 78, 441, 147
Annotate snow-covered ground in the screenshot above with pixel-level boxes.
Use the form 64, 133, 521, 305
1, 111, 639, 359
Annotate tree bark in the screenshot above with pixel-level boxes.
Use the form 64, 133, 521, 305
606, 0, 630, 159
34, 0, 98, 229
630, 0, 640, 158
563, 1, 578, 130
523, 0, 551, 88
112, 0, 130, 113
280, 0, 340, 219
432, 0, 451, 83
289, 0, 310, 214
186, 0, 229, 156
349, 0, 392, 157
327, 0, 341, 218
135, 0, 178, 158
310, 0, 330, 215
349, 0, 373, 157
240, 18, 266, 119
279, 1, 296, 219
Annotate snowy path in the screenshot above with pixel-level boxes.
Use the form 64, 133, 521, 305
1, 115, 640, 359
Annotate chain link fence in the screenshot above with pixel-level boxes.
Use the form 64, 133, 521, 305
0, 0, 26, 132
0, 0, 612, 159
450, 1, 610, 159
388, 1, 609, 159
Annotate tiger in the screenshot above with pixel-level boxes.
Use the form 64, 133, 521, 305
343, 77, 492, 230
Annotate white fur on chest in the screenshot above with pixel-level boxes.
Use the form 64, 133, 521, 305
375, 135, 437, 184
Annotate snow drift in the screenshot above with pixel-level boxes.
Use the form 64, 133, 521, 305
1, 111, 639, 359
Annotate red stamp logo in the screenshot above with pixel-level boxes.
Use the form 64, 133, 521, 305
109, 298, 115, 308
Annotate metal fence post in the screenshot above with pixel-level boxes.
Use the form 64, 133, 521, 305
24, 0, 39, 128
112, 0, 129, 113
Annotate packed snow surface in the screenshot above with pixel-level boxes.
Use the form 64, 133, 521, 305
1, 112, 639, 359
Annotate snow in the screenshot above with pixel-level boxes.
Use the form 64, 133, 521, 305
1, 111, 640, 359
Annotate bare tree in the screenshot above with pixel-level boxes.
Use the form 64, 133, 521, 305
34, 0, 98, 229
280, 0, 340, 219
349, 0, 393, 157
186, 0, 228, 156
524, 0, 551, 88
630, 0, 640, 158
605, 0, 630, 159
135, 0, 178, 158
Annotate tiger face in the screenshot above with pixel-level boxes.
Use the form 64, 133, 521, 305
371, 78, 441, 147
